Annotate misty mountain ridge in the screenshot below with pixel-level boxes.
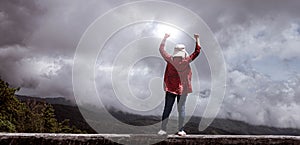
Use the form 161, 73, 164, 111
15, 95, 300, 135
16, 94, 75, 106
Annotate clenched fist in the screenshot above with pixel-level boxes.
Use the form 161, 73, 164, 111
164, 33, 170, 39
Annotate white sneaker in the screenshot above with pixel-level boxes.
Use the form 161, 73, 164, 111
157, 130, 167, 135
177, 130, 186, 136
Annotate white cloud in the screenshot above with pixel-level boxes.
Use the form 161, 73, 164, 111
215, 14, 300, 128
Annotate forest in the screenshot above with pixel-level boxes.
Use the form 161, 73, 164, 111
0, 78, 84, 133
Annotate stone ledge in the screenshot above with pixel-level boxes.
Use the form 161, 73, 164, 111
1, 133, 300, 145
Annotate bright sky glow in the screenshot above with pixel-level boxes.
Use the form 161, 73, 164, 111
152, 23, 182, 39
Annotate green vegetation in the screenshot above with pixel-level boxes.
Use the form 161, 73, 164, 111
0, 78, 84, 133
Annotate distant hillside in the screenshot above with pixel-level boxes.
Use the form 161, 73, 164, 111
16, 95, 75, 106
16, 95, 300, 135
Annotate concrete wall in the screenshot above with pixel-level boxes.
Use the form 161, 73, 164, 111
1, 133, 300, 145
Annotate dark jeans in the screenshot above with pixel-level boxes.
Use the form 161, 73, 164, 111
161, 91, 187, 131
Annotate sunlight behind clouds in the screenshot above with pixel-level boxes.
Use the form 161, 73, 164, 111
152, 23, 183, 39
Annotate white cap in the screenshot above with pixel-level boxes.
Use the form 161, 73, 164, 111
173, 44, 188, 58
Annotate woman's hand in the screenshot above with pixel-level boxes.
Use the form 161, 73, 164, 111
194, 33, 200, 45
164, 33, 170, 39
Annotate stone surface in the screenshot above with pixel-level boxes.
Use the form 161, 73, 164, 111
1, 133, 300, 145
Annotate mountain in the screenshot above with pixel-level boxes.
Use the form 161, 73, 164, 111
16, 95, 75, 106
16, 95, 300, 135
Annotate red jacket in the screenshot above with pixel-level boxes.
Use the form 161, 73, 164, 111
159, 41, 201, 95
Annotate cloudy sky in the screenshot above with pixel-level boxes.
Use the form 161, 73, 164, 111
1, 0, 300, 129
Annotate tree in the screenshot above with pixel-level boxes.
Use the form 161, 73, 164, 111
0, 78, 84, 133
0, 78, 21, 132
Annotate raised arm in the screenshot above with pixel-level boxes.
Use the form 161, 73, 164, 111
187, 34, 201, 62
159, 33, 172, 62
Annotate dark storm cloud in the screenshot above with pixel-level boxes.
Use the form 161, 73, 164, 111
0, 0, 44, 46
0, 0, 123, 95
26, 0, 129, 57
0, 45, 36, 88
173, 0, 300, 32
0, 0, 44, 91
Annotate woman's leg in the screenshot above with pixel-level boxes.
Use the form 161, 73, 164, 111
177, 94, 187, 131
161, 91, 176, 131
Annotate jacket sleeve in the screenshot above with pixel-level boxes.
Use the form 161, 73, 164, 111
187, 41, 201, 63
159, 38, 172, 62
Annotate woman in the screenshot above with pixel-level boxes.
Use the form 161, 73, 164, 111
158, 33, 201, 136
